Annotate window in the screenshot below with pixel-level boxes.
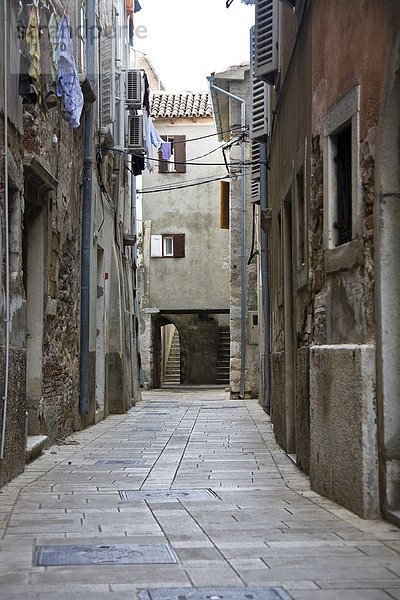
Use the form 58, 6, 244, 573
163, 236, 174, 257
158, 135, 186, 174
334, 126, 352, 245
323, 86, 361, 250
150, 234, 185, 258
296, 167, 305, 267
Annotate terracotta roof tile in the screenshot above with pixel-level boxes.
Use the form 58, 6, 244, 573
150, 92, 213, 119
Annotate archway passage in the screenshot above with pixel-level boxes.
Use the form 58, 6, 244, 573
375, 34, 400, 524
150, 312, 230, 389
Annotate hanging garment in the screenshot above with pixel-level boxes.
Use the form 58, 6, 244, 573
161, 142, 172, 160
26, 5, 41, 95
143, 73, 150, 117
40, 11, 58, 110
134, 0, 142, 12
48, 12, 60, 86
132, 155, 145, 176
56, 16, 84, 128
143, 112, 153, 171
150, 122, 162, 149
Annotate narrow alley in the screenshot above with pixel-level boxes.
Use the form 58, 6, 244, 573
1, 388, 400, 600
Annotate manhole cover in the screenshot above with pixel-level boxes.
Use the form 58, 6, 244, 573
119, 489, 220, 502
139, 589, 292, 600
95, 459, 146, 466
34, 544, 178, 566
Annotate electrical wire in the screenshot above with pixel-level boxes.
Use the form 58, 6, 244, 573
161, 126, 246, 145
133, 174, 231, 194
134, 167, 253, 194
107, 146, 257, 167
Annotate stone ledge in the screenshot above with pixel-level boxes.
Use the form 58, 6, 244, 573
26, 435, 48, 464
324, 237, 364, 274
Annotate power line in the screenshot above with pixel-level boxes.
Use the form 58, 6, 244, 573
133, 169, 253, 194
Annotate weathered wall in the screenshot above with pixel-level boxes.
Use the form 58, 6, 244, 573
215, 68, 258, 398
268, 1, 312, 453
310, 345, 379, 518
142, 118, 230, 312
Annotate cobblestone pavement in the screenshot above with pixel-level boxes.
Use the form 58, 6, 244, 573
1, 388, 400, 600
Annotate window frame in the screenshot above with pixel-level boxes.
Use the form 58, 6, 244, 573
323, 86, 361, 251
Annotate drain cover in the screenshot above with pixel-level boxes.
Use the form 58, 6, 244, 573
119, 489, 220, 501
139, 589, 292, 600
34, 544, 178, 566
95, 459, 146, 466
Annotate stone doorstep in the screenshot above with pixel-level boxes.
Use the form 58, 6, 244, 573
26, 435, 48, 464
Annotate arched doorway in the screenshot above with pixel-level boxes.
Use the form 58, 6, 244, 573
375, 34, 400, 523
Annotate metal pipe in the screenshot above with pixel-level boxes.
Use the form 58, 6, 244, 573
260, 142, 270, 413
207, 76, 247, 398
1, 0, 9, 458
79, 0, 95, 415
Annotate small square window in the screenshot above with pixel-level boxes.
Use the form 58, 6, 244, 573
163, 236, 174, 257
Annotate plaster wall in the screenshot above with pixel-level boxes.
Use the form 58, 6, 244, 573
142, 118, 229, 312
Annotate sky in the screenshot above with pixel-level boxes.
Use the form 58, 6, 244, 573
134, 0, 255, 91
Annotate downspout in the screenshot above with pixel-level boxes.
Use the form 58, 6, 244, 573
207, 76, 247, 398
131, 171, 145, 387
1, 0, 9, 458
79, 0, 95, 415
260, 142, 270, 413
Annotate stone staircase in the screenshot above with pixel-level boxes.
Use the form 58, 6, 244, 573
164, 329, 181, 384
216, 326, 230, 385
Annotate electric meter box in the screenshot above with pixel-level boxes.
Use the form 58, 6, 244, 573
249, 311, 259, 344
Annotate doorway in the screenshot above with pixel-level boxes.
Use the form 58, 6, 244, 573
23, 194, 44, 435
95, 247, 105, 416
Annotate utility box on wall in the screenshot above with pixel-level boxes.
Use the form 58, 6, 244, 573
249, 311, 259, 344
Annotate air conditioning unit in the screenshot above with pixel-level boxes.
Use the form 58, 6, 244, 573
126, 69, 142, 108
126, 115, 144, 151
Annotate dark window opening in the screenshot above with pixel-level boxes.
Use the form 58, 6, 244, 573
334, 125, 352, 246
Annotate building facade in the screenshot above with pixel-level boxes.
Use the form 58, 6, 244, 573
251, 0, 400, 520
209, 64, 259, 398
0, 0, 141, 487
139, 90, 231, 388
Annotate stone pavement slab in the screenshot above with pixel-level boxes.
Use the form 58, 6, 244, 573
0, 388, 399, 599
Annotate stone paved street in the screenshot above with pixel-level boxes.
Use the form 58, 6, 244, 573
1, 388, 400, 599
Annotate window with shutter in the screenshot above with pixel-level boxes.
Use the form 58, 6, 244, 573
174, 135, 186, 174
255, 0, 279, 86
250, 26, 269, 141
172, 234, 185, 258
158, 135, 187, 174
220, 181, 230, 229
101, 32, 115, 125
150, 235, 163, 257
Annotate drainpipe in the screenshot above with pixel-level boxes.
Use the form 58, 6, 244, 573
1, 0, 9, 458
79, 0, 95, 415
260, 142, 271, 413
131, 170, 145, 387
207, 76, 247, 398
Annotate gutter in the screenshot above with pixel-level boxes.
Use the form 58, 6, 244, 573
207, 75, 247, 399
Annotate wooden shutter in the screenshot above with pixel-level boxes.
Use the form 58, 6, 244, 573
174, 135, 186, 173
255, 0, 279, 86
250, 26, 269, 141
101, 32, 115, 125
220, 181, 230, 229
150, 235, 163, 257
173, 234, 185, 257
158, 135, 168, 173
